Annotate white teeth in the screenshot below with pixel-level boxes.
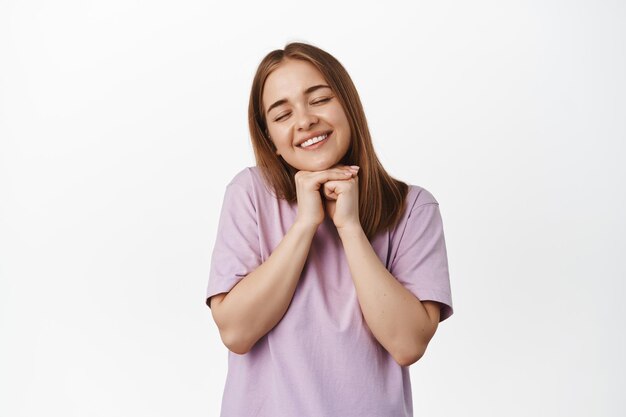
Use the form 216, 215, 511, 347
300, 133, 328, 148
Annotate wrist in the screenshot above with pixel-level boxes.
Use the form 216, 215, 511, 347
336, 222, 365, 239
292, 219, 320, 236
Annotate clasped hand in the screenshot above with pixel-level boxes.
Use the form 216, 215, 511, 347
293, 164, 360, 231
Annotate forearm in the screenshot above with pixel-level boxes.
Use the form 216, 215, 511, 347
218, 221, 317, 353
337, 225, 433, 366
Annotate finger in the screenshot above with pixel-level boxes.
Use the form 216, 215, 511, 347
323, 179, 355, 199
308, 168, 355, 186
322, 181, 338, 200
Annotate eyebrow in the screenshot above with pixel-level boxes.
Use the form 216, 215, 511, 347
265, 84, 332, 116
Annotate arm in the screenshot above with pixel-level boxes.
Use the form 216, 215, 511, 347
211, 221, 317, 354
337, 225, 441, 367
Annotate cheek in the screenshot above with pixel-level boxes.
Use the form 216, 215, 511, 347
333, 114, 351, 137
329, 106, 350, 130
269, 128, 292, 148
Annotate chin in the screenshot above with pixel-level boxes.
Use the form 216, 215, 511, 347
283, 152, 347, 172
307, 162, 338, 172
284, 160, 328, 172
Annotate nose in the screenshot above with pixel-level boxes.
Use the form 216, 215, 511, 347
296, 108, 318, 130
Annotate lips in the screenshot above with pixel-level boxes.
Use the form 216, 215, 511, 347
298, 131, 331, 150
300, 135, 330, 151
296, 130, 333, 147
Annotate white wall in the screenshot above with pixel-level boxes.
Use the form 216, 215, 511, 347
1, 0, 624, 416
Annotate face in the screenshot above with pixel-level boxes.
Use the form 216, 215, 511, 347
262, 59, 352, 172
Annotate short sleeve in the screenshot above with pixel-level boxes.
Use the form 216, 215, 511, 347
205, 179, 262, 309
390, 201, 454, 322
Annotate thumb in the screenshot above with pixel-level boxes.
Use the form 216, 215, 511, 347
322, 181, 338, 200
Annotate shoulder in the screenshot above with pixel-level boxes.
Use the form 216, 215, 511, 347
227, 166, 259, 188
405, 184, 440, 213
225, 166, 269, 193
386, 183, 441, 238
224, 166, 277, 204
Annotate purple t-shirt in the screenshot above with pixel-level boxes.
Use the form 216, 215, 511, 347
206, 166, 453, 417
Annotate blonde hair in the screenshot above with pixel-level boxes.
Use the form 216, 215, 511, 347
248, 42, 408, 239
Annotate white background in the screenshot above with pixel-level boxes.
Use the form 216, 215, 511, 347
1, 0, 625, 416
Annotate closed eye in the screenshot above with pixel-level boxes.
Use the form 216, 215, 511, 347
275, 113, 290, 121
312, 97, 331, 105
274, 97, 332, 122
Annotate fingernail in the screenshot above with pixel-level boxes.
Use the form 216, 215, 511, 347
350, 165, 360, 170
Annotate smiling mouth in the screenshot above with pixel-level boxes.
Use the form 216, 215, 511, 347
298, 131, 332, 149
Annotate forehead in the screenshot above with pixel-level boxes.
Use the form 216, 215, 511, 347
262, 60, 327, 104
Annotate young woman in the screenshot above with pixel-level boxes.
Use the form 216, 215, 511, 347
205, 42, 454, 417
